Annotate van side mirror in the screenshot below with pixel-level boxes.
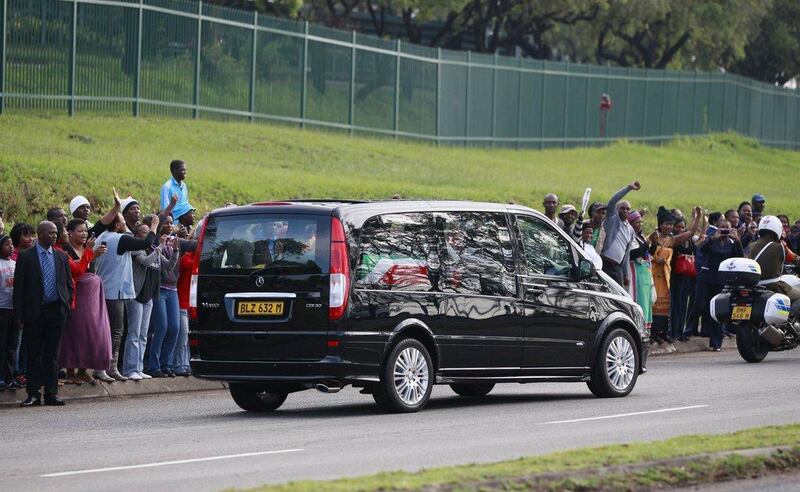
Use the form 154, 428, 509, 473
577, 259, 595, 280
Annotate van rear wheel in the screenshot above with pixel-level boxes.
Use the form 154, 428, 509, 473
450, 383, 494, 397
229, 383, 288, 412
373, 338, 433, 413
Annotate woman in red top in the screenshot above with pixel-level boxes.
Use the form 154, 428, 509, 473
175, 250, 195, 376
57, 219, 112, 385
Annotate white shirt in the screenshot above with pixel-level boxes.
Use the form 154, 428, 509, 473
580, 241, 603, 270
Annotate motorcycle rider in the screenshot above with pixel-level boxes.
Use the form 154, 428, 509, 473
748, 215, 800, 329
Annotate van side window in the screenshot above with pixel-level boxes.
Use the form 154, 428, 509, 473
355, 213, 437, 292
516, 215, 573, 277
435, 212, 517, 297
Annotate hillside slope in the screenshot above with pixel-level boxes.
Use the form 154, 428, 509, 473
1, 114, 798, 225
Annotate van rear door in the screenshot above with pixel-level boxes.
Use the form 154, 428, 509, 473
195, 212, 331, 362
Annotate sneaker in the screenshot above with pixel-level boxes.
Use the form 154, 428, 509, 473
13, 374, 27, 388
146, 370, 166, 378
93, 370, 115, 383
125, 372, 143, 381
138, 372, 152, 380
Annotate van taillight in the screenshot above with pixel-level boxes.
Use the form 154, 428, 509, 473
188, 217, 208, 321
329, 216, 350, 321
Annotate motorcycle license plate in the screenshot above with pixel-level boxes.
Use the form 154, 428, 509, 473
731, 306, 752, 321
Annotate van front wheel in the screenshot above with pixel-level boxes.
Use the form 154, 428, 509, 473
229, 383, 288, 412
587, 328, 639, 398
373, 338, 433, 413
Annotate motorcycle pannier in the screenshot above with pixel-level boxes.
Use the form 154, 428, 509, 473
709, 292, 731, 323
718, 258, 761, 286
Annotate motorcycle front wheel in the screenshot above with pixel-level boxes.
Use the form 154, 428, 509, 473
736, 323, 769, 363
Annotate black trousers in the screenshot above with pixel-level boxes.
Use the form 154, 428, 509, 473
25, 303, 66, 397
602, 257, 624, 286
0, 309, 20, 384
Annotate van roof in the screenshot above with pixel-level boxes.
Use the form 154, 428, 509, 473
210, 200, 545, 222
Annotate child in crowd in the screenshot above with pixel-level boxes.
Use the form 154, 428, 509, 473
0, 236, 19, 390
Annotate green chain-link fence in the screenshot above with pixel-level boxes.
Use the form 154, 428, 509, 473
2, 0, 799, 149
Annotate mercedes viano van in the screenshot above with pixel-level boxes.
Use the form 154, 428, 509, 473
189, 200, 649, 413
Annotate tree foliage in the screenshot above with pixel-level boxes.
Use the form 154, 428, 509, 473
202, 0, 793, 83
730, 0, 800, 84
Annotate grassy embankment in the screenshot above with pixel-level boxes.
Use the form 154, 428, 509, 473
1, 114, 799, 226
248, 424, 800, 491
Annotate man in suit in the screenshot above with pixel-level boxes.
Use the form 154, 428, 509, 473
13, 221, 73, 406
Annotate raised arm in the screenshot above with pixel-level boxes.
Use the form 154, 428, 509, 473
607, 181, 640, 211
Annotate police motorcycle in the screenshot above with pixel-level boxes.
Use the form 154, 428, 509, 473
710, 257, 800, 363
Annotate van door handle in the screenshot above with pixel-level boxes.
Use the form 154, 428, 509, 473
522, 282, 547, 297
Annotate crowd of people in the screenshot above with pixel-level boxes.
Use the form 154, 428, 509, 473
0, 160, 200, 406
3, 163, 800, 406
544, 184, 800, 352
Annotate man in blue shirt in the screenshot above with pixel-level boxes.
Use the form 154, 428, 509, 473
160, 160, 188, 211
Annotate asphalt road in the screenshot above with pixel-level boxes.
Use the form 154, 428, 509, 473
3, 350, 800, 492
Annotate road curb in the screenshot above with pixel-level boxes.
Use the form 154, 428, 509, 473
0, 377, 226, 407
649, 336, 737, 356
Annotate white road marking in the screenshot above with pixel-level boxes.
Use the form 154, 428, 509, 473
41, 448, 304, 478
542, 405, 709, 424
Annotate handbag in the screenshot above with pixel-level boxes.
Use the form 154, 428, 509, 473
674, 253, 697, 277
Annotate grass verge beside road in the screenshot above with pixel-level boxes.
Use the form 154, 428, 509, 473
248, 424, 800, 491
2, 114, 800, 226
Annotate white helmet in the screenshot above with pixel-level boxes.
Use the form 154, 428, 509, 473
758, 215, 783, 239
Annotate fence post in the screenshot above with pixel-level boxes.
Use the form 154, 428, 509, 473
464, 51, 470, 146
348, 30, 355, 135
658, 75, 666, 144
393, 39, 400, 140
133, 0, 143, 117
721, 73, 728, 132
300, 21, 308, 128
435, 47, 441, 146
248, 10, 257, 122
68, 0, 77, 117
623, 67, 630, 138
0, 0, 6, 115
642, 69, 648, 138
690, 71, 697, 135
192, 1, 202, 119
516, 57, 522, 150
490, 51, 497, 149
539, 60, 546, 149
562, 62, 569, 149
583, 65, 590, 145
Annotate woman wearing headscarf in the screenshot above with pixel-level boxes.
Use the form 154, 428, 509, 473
627, 211, 653, 332
648, 206, 702, 343
57, 219, 112, 385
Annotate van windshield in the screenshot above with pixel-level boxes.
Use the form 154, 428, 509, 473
200, 214, 331, 275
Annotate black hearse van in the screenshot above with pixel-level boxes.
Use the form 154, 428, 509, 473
189, 200, 648, 413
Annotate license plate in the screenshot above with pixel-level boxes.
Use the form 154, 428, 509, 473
236, 301, 285, 317
731, 306, 752, 321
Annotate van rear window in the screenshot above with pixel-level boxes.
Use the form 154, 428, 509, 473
200, 214, 330, 275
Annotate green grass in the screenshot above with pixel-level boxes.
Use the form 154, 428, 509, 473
1, 113, 799, 227
244, 424, 800, 491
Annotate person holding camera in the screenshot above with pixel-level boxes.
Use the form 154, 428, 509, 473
695, 220, 744, 351
94, 200, 158, 382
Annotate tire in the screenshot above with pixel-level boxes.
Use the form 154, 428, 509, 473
736, 323, 769, 363
587, 328, 640, 398
450, 383, 495, 397
229, 383, 288, 412
373, 338, 433, 413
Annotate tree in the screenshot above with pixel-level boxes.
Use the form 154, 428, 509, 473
590, 0, 766, 70
730, 0, 800, 85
